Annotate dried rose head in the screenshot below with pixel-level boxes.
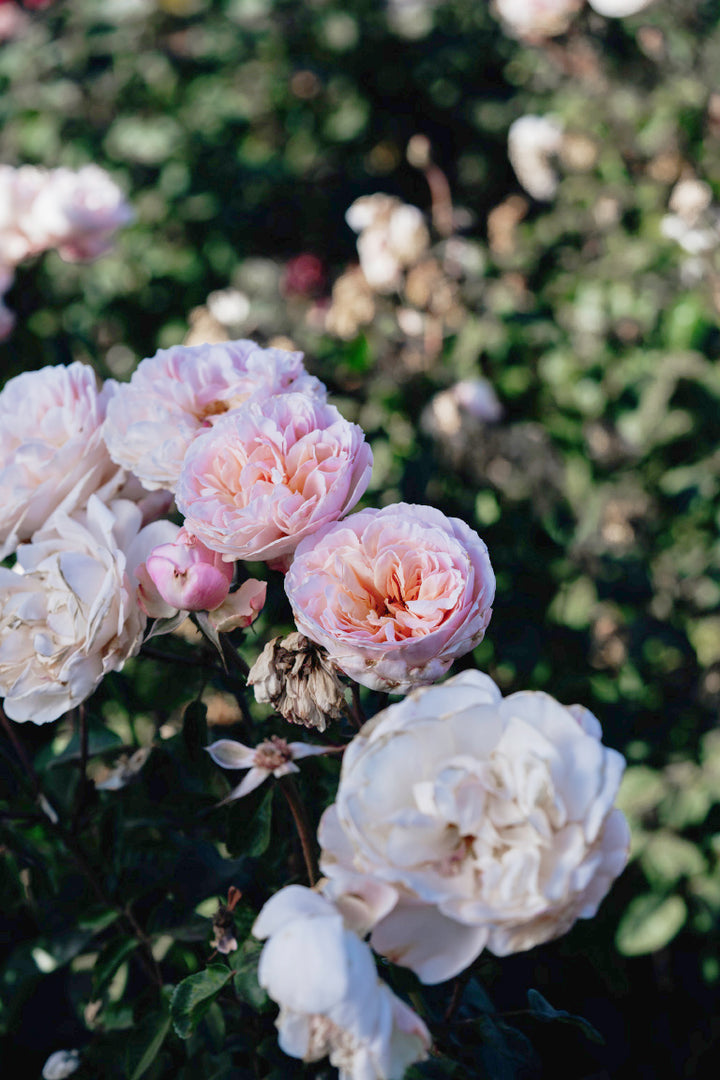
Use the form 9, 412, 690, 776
248, 632, 347, 732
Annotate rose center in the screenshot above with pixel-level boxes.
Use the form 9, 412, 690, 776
254, 736, 293, 771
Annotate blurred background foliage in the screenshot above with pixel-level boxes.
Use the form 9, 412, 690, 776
2, 0, 720, 1076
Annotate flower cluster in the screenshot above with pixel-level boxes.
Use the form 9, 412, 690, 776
0, 164, 133, 338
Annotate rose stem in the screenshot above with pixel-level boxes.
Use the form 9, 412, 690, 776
349, 682, 365, 731
278, 775, 319, 886
71, 705, 89, 833
1, 707, 163, 988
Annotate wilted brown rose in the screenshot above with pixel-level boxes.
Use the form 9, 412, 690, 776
247, 632, 347, 732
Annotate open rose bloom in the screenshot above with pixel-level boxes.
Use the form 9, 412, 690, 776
285, 503, 495, 692
0, 497, 155, 724
0, 361, 124, 558
103, 339, 326, 491
176, 393, 372, 563
319, 671, 630, 983
253, 886, 430, 1080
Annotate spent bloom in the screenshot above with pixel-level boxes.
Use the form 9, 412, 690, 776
0, 361, 124, 558
102, 339, 326, 491
248, 632, 348, 732
508, 116, 564, 202
253, 886, 431, 1080
319, 670, 630, 983
206, 735, 331, 799
0, 497, 155, 724
285, 503, 495, 693
176, 393, 372, 564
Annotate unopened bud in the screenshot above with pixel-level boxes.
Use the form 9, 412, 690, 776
143, 528, 233, 612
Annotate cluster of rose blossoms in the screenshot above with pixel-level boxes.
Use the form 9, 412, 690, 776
0, 340, 630, 1078
0, 162, 133, 339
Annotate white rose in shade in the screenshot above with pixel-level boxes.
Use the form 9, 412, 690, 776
587, 0, 654, 15
346, 195, 429, 293
253, 886, 430, 1080
102, 339, 326, 491
0, 164, 47, 264
0, 361, 124, 558
176, 393, 372, 564
285, 504, 495, 693
319, 671, 630, 983
0, 497, 156, 724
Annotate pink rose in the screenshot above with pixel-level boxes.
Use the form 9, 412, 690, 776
175, 393, 372, 563
27, 165, 133, 262
0, 361, 124, 558
142, 527, 234, 612
284, 503, 495, 692
102, 339, 326, 491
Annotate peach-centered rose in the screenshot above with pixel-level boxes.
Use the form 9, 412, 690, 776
285, 503, 495, 692
102, 339, 326, 491
175, 393, 372, 563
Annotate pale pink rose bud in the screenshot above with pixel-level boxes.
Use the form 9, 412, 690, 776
144, 528, 234, 612
206, 578, 267, 633
285, 503, 495, 693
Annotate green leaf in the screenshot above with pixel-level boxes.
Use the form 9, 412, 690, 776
93, 937, 140, 997
615, 893, 687, 956
225, 787, 273, 858
232, 938, 268, 1011
527, 989, 604, 1044
170, 965, 234, 1039
125, 1008, 172, 1080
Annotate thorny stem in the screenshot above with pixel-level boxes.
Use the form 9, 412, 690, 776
1, 708, 163, 988
278, 774, 319, 887
444, 969, 472, 1023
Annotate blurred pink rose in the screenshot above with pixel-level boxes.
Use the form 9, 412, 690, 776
26, 164, 133, 262
0, 361, 124, 558
142, 527, 233, 612
176, 393, 372, 563
285, 503, 495, 692
0, 164, 46, 264
282, 253, 326, 298
103, 340, 326, 491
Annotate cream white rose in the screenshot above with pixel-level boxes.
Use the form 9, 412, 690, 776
0, 497, 154, 724
0, 361, 125, 558
253, 886, 430, 1080
319, 670, 630, 983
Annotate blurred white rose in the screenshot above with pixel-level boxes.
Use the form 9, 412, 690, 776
41, 1049, 80, 1080
253, 886, 430, 1080
0, 497, 156, 724
508, 115, 564, 201
587, 0, 654, 15
493, 0, 582, 39
319, 670, 630, 983
346, 195, 429, 293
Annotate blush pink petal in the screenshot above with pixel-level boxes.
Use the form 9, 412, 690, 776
102, 340, 326, 491
176, 394, 372, 563
285, 504, 495, 692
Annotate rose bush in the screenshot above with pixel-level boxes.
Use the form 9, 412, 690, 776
319, 670, 630, 983
0, 497, 155, 724
175, 392, 372, 563
103, 339, 326, 491
0, 361, 124, 558
253, 886, 430, 1080
285, 503, 495, 692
